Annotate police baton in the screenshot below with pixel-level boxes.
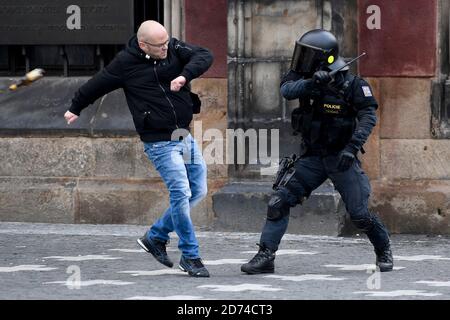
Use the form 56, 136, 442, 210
329, 52, 366, 76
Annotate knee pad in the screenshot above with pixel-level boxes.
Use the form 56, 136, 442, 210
267, 193, 290, 221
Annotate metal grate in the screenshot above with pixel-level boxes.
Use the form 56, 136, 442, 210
0, 0, 163, 76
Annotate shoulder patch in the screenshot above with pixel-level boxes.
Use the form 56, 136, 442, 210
361, 86, 373, 97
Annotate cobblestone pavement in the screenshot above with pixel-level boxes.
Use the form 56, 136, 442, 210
1, 222, 450, 301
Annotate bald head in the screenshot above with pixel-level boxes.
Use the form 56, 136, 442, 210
137, 20, 168, 43
137, 20, 169, 59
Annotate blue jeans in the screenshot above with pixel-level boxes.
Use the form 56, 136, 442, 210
143, 134, 207, 259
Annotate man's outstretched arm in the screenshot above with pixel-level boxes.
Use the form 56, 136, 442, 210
65, 55, 124, 124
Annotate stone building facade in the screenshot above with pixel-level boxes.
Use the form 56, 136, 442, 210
0, 0, 448, 235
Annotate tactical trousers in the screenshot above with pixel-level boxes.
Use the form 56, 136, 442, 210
260, 155, 390, 251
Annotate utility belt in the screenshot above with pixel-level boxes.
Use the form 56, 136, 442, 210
302, 147, 333, 157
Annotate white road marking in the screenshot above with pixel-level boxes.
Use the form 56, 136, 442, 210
126, 295, 203, 300
323, 264, 405, 271
109, 249, 145, 253
265, 274, 346, 282
119, 269, 183, 276
203, 232, 366, 244
43, 255, 121, 261
394, 255, 450, 261
45, 280, 134, 287
416, 281, 450, 287
0, 265, 57, 272
109, 247, 177, 253
354, 290, 442, 297
198, 284, 283, 292
242, 249, 318, 256
203, 259, 248, 265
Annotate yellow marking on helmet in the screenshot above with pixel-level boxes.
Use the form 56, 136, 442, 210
328, 55, 335, 64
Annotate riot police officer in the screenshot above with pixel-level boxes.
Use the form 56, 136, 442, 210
241, 29, 393, 274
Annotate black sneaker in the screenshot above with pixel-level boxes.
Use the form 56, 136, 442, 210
241, 244, 275, 274
179, 256, 210, 277
137, 233, 173, 268
375, 245, 394, 272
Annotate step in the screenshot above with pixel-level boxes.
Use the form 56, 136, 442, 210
212, 181, 357, 236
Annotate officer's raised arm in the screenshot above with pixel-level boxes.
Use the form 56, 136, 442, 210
280, 71, 316, 100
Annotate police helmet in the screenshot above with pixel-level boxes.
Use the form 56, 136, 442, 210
290, 29, 348, 73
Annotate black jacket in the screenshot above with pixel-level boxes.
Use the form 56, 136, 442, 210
280, 70, 378, 155
69, 35, 213, 142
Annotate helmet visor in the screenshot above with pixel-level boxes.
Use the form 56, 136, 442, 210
290, 41, 331, 73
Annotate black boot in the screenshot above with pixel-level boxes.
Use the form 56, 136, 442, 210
241, 244, 275, 274
375, 245, 394, 272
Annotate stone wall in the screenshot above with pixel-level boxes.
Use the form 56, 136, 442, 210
361, 78, 450, 234
356, 0, 450, 234
2, 0, 449, 235
0, 77, 228, 226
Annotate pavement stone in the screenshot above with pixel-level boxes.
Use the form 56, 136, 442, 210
1, 222, 450, 302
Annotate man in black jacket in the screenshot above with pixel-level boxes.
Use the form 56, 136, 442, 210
241, 29, 393, 275
64, 20, 213, 277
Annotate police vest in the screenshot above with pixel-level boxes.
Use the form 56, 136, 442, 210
291, 73, 357, 153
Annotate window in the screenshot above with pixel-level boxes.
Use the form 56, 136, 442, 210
0, 0, 163, 76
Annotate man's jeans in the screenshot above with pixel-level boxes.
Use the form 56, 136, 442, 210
143, 134, 207, 259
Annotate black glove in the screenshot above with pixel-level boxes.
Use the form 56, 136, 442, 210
337, 146, 358, 172
312, 70, 332, 86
